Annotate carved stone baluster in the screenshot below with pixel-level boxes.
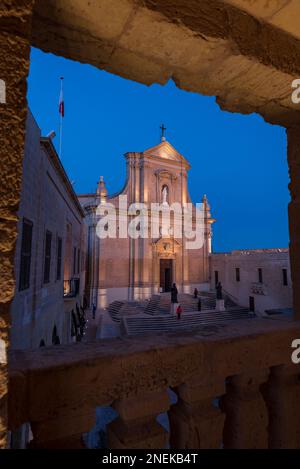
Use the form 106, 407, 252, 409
107, 390, 170, 449
221, 369, 269, 448
263, 365, 300, 448
168, 378, 225, 449
29, 407, 96, 448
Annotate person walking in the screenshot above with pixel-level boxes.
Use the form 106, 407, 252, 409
216, 281, 223, 300
194, 287, 198, 299
171, 283, 178, 314
198, 297, 202, 312
176, 304, 182, 320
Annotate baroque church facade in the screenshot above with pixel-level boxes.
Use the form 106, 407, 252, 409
78, 138, 214, 308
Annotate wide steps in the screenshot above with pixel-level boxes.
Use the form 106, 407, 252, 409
108, 301, 124, 323
124, 309, 255, 335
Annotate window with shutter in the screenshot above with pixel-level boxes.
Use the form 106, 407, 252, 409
44, 230, 52, 284
19, 218, 33, 291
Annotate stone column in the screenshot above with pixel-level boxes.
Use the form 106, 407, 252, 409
263, 365, 300, 448
221, 370, 269, 448
168, 378, 225, 449
287, 126, 300, 320
0, 0, 35, 448
107, 390, 170, 449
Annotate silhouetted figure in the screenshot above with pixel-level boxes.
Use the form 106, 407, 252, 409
92, 303, 96, 320
198, 298, 202, 311
83, 295, 88, 310
176, 304, 182, 320
53, 335, 60, 345
194, 288, 198, 298
171, 283, 178, 304
216, 281, 223, 300
71, 310, 78, 337
76, 308, 81, 327
80, 305, 86, 320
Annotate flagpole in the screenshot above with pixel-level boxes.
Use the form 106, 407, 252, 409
59, 77, 64, 159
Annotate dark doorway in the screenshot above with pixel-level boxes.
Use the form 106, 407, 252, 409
160, 259, 173, 292
214, 270, 219, 287
52, 325, 61, 345
249, 296, 255, 312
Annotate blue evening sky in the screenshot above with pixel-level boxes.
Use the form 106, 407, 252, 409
27, 47, 290, 253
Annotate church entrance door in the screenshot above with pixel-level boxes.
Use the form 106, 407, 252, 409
160, 259, 173, 292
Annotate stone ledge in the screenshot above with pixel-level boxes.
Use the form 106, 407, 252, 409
8, 318, 300, 430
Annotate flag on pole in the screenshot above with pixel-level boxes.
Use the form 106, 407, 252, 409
59, 78, 64, 117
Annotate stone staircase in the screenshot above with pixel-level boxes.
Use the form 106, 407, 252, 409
143, 292, 217, 315
108, 299, 149, 323
123, 308, 255, 336
107, 291, 246, 325
144, 295, 161, 315
107, 300, 124, 323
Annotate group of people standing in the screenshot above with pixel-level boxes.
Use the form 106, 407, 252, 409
170, 283, 202, 320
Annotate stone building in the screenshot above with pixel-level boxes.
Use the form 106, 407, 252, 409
10, 111, 86, 350
210, 249, 293, 316
78, 138, 214, 308
2, 0, 300, 451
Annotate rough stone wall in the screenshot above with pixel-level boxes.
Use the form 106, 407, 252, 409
287, 126, 300, 320
0, 0, 300, 448
31, 0, 300, 126
0, 0, 34, 449
8, 318, 300, 435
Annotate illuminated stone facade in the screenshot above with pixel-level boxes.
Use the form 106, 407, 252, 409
78, 140, 214, 307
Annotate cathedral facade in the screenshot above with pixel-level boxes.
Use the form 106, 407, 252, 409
78, 139, 214, 308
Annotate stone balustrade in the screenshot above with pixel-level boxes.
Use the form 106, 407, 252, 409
8, 318, 300, 449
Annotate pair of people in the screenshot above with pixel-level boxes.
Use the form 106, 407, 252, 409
171, 283, 183, 319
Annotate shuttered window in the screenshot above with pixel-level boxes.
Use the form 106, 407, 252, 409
56, 237, 62, 280
44, 230, 52, 284
19, 218, 33, 291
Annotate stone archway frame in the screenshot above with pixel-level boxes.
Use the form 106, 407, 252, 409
153, 237, 181, 287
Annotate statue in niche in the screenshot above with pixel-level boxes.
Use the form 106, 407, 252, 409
162, 185, 169, 205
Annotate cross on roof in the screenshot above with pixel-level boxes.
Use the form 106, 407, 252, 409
160, 124, 167, 141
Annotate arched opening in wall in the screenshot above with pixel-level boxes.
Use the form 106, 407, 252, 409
5, 2, 300, 450
39, 339, 46, 347
20, 40, 293, 447
25, 45, 291, 317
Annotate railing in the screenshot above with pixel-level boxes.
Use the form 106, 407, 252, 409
222, 288, 239, 305
8, 318, 300, 448
63, 278, 80, 298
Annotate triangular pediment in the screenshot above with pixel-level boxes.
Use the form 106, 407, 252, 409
144, 140, 190, 167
